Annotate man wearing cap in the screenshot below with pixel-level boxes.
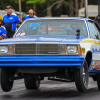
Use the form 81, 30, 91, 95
24, 9, 37, 20
0, 15, 7, 40
3, 5, 21, 38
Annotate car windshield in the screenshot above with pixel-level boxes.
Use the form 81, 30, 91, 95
15, 19, 88, 37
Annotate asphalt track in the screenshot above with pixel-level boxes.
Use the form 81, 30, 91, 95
0, 78, 99, 100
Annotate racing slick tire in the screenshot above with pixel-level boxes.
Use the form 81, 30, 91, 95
75, 60, 89, 92
24, 76, 40, 89
97, 74, 100, 90
1, 67, 14, 92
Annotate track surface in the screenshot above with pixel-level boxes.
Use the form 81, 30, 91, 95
0, 78, 99, 100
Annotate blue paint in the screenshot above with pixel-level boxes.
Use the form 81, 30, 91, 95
0, 56, 84, 67
92, 48, 100, 53
0, 35, 86, 44
0, 18, 93, 72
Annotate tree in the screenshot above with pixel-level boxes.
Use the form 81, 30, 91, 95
1, 0, 5, 9
46, 0, 68, 16
80, 0, 84, 9
26, 0, 68, 16
0, 0, 98, 17
26, 0, 52, 16
75, 0, 78, 17
68, 0, 74, 17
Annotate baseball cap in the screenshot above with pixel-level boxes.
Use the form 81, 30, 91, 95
6, 5, 12, 9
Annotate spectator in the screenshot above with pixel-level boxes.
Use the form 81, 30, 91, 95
0, 15, 7, 40
24, 9, 37, 20
3, 5, 21, 38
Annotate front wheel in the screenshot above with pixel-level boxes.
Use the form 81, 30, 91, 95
75, 61, 89, 92
1, 67, 14, 92
24, 76, 40, 89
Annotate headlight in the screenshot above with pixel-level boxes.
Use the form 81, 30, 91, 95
0, 45, 13, 54
67, 46, 77, 54
0, 46, 8, 54
61, 45, 81, 54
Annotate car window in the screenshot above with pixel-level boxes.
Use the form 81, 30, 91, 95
15, 19, 88, 38
88, 21, 99, 39
94, 22, 100, 38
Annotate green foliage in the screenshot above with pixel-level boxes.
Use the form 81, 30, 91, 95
26, 0, 55, 4
95, 34, 99, 39
26, 0, 42, 4
65, 1, 68, 6
10, 0, 25, 4
88, 0, 98, 5
0, 0, 98, 17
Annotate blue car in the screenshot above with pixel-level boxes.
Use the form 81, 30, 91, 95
0, 17, 100, 92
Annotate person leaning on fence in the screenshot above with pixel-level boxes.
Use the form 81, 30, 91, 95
3, 5, 21, 38
24, 9, 37, 20
0, 15, 7, 40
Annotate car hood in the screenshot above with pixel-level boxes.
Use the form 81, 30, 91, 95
0, 35, 86, 44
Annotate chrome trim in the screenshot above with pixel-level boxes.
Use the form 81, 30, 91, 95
14, 42, 36, 44
14, 43, 59, 55
0, 42, 80, 45
84, 19, 90, 38
0, 43, 81, 56
13, 44, 15, 55
25, 18, 87, 20
0, 54, 81, 56
14, 54, 60, 56
36, 43, 37, 54
14, 42, 58, 44
60, 43, 79, 44
14, 42, 79, 45
0, 43, 14, 45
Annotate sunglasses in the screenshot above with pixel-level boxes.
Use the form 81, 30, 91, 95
28, 13, 33, 15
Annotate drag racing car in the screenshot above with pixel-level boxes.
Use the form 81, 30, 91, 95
0, 17, 100, 92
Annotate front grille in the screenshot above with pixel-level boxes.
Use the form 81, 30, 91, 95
37, 44, 58, 54
15, 44, 36, 54
15, 44, 58, 55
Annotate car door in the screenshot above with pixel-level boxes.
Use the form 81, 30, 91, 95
88, 20, 100, 70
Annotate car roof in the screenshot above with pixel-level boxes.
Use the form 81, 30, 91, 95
26, 17, 92, 21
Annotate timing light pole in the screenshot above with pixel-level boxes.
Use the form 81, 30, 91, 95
85, 0, 88, 18
19, 0, 22, 20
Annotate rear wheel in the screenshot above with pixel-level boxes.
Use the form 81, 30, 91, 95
1, 67, 14, 92
75, 61, 89, 92
97, 74, 100, 90
24, 76, 40, 89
